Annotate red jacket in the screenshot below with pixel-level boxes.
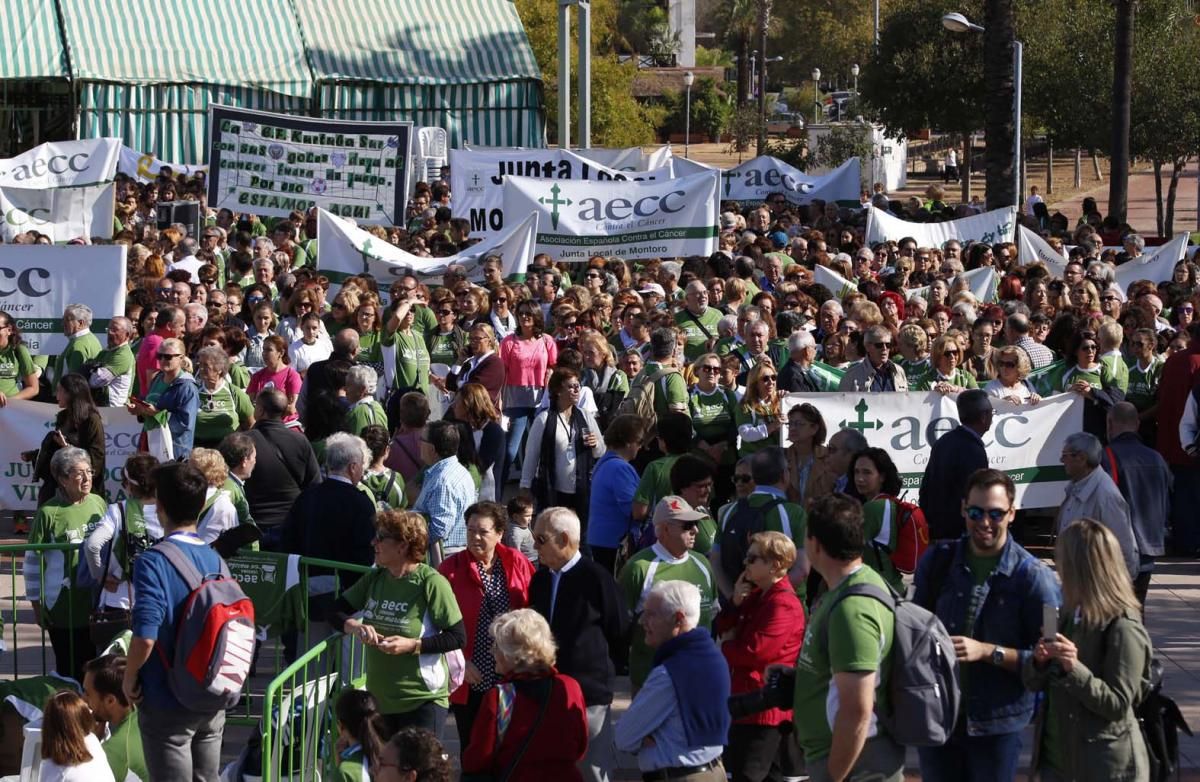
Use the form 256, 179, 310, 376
438, 544, 535, 705
716, 578, 806, 726
1155, 345, 1200, 465
461, 671, 588, 782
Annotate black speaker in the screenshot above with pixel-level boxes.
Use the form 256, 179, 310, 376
155, 200, 202, 237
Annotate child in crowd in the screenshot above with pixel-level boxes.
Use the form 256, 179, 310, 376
39, 690, 115, 782
333, 689, 389, 782
504, 495, 537, 564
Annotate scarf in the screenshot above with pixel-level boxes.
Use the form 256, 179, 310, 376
652, 627, 731, 747
535, 405, 594, 511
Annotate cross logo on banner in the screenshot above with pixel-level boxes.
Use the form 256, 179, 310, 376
840, 398, 883, 433
538, 183, 573, 230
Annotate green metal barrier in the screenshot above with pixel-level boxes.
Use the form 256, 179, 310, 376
259, 632, 368, 780
0, 542, 87, 680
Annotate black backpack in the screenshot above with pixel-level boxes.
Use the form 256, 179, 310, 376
718, 497, 783, 584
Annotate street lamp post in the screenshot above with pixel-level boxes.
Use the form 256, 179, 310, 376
683, 70, 695, 158
851, 63, 860, 96
942, 12, 1022, 209
811, 68, 821, 125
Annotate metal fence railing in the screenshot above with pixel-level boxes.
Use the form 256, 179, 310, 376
0, 541, 374, 779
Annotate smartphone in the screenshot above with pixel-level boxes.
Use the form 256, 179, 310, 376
1042, 604, 1059, 641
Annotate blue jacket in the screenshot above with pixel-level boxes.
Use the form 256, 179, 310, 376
912, 535, 1061, 736
155, 372, 199, 458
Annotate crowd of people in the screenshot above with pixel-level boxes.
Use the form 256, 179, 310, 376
4, 164, 1198, 782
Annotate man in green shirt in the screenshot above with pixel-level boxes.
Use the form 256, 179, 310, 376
55, 303, 103, 384
669, 454, 719, 555
344, 366, 388, 436
792, 494, 902, 782
90, 317, 136, 407
617, 496, 717, 688
83, 654, 150, 782
634, 328, 689, 420
673, 281, 721, 362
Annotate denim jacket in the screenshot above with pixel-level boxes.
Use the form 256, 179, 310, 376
913, 536, 1062, 736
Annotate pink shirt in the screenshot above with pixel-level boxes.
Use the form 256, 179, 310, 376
247, 365, 303, 422
498, 333, 557, 387
135, 330, 169, 396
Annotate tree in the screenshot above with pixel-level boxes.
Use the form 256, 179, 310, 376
983, 0, 1017, 210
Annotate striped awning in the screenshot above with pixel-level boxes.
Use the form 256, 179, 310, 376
294, 0, 541, 86
0, 0, 68, 79
57, 0, 313, 98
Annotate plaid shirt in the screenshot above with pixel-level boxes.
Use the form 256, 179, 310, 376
1014, 336, 1055, 369
413, 456, 476, 548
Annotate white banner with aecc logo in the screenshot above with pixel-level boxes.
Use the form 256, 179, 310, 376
0, 401, 143, 511
782, 391, 1083, 509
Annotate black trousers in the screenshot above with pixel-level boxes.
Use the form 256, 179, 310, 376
451, 688, 487, 755
47, 626, 94, 683
724, 722, 802, 782
382, 702, 449, 743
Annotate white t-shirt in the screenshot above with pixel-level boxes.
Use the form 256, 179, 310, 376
1024, 194, 1044, 216
167, 254, 204, 284
39, 733, 116, 782
289, 337, 333, 373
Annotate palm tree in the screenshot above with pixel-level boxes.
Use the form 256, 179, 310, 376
983, 0, 1017, 209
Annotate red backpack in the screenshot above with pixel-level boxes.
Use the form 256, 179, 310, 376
155, 540, 256, 711
875, 495, 930, 574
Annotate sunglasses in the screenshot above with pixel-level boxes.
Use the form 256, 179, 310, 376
519, 312, 536, 319
436, 309, 454, 316
869, 341, 892, 348
156, 352, 181, 360
998, 359, 1018, 368
699, 365, 720, 373
965, 505, 1009, 523
672, 520, 700, 532
1080, 343, 1098, 351
942, 350, 961, 357
760, 375, 777, 383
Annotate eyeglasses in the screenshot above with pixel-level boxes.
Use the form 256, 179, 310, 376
998, 359, 1018, 368
699, 365, 720, 373
67, 469, 93, 479
869, 341, 892, 348
1181, 306, 1195, 313
942, 350, 960, 358
965, 505, 1009, 523
672, 520, 700, 532
1080, 343, 1098, 351
586, 273, 603, 279
437, 308, 454, 316
518, 312, 535, 319
1102, 295, 1119, 302
157, 352, 181, 360
734, 474, 753, 484
494, 297, 509, 303
533, 533, 552, 546
760, 375, 777, 383
564, 383, 582, 391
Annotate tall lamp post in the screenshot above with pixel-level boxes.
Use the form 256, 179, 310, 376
811, 68, 821, 125
851, 63, 860, 95
683, 70, 695, 158
942, 11, 1022, 209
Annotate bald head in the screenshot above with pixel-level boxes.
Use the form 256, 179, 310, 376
1106, 402, 1141, 439
332, 328, 360, 358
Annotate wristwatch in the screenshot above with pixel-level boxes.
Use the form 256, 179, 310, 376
991, 645, 1006, 666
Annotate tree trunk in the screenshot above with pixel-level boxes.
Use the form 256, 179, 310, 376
1092, 150, 1103, 182
1109, 0, 1134, 222
983, 0, 1017, 210
1074, 148, 1082, 188
961, 133, 971, 205
1165, 159, 1183, 237
1153, 161, 1163, 236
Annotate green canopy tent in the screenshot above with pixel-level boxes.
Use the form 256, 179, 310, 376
59, 0, 314, 163
294, 0, 545, 148
0, 0, 72, 154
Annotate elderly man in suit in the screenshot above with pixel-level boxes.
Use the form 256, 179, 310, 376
530, 507, 629, 782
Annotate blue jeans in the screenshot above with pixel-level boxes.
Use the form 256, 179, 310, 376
501, 406, 536, 488
918, 728, 1023, 782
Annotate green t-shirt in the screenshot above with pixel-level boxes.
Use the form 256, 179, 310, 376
341, 564, 463, 714
913, 367, 978, 391
960, 547, 1001, 698
29, 494, 109, 628
861, 498, 905, 594
345, 399, 388, 436
426, 328, 465, 367
1125, 356, 1163, 412
222, 476, 254, 531
55, 331, 102, 382
195, 381, 253, 444
385, 328, 430, 394
793, 565, 895, 760
896, 357, 932, 388
0, 344, 35, 397
227, 551, 306, 637
693, 514, 718, 556
228, 361, 251, 390
634, 455, 682, 513
673, 307, 722, 362
358, 330, 384, 364
94, 343, 136, 406
617, 544, 717, 687
689, 386, 738, 454
332, 744, 370, 781
1100, 351, 1130, 393
640, 361, 689, 419
104, 708, 149, 782
412, 305, 438, 340
361, 468, 406, 510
